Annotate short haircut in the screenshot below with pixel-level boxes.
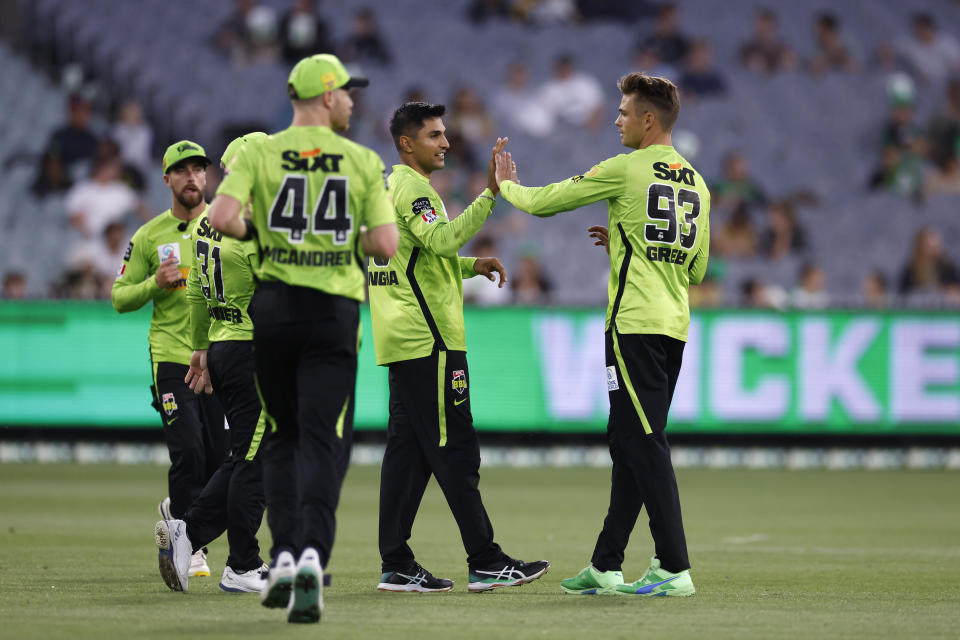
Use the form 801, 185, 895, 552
389, 102, 446, 151
617, 72, 680, 131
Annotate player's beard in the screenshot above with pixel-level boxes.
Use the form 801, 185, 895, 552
175, 187, 203, 210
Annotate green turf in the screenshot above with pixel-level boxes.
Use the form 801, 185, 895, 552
1, 463, 958, 639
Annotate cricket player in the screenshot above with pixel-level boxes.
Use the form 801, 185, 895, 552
154, 133, 270, 595
494, 73, 709, 597
368, 102, 549, 593
208, 54, 397, 623
112, 141, 228, 579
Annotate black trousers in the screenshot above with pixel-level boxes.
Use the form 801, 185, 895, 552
153, 361, 228, 519
249, 282, 357, 567
379, 350, 505, 572
591, 331, 690, 574
183, 340, 267, 571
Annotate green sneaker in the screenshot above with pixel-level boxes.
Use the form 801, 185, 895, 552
560, 565, 623, 595
615, 556, 695, 597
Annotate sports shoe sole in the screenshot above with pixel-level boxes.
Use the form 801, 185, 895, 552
155, 521, 182, 592
614, 586, 696, 597
376, 582, 453, 593
288, 568, 322, 623
467, 563, 550, 593
261, 575, 294, 608
560, 585, 617, 595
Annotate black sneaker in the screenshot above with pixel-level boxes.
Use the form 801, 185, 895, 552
377, 562, 454, 593
468, 557, 550, 592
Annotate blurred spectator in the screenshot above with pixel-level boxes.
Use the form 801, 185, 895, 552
630, 44, 678, 82
217, 0, 281, 64
791, 263, 829, 309
51, 263, 103, 300
862, 270, 890, 308
881, 95, 925, 152
923, 153, 960, 197
448, 86, 496, 146
540, 54, 605, 129
741, 277, 785, 309
808, 12, 860, 75
716, 202, 757, 258
44, 94, 98, 176
492, 61, 556, 138
867, 145, 923, 197
463, 235, 511, 306
513, 0, 579, 25
31, 152, 72, 198
111, 99, 153, 176
689, 275, 722, 308
927, 79, 960, 161
340, 8, 391, 67
758, 200, 807, 260
680, 39, 726, 100
896, 13, 960, 84
512, 249, 553, 305
637, 3, 690, 65
65, 156, 141, 238
97, 138, 145, 194
216, 0, 255, 55
467, 0, 510, 24
2, 272, 27, 300
712, 152, 767, 209
739, 8, 797, 74
577, 0, 651, 22
898, 228, 959, 294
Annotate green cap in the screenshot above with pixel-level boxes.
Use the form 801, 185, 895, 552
221, 132, 268, 169
287, 54, 369, 100
162, 140, 212, 174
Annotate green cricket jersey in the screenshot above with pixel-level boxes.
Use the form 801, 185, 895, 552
500, 145, 710, 341
111, 208, 207, 365
368, 164, 494, 366
216, 126, 394, 301
185, 213, 259, 349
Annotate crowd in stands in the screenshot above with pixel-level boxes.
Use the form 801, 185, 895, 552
4, 1, 960, 311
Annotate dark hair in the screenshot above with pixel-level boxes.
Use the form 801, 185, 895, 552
617, 72, 680, 131
816, 12, 838, 30
389, 102, 446, 151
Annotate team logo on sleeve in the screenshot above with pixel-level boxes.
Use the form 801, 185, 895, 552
123, 241, 134, 261
451, 370, 467, 394
606, 366, 620, 391
161, 392, 178, 416
158, 243, 181, 264
570, 174, 584, 183
412, 197, 438, 224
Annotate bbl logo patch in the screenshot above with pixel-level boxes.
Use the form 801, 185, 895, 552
161, 392, 178, 416
412, 197, 438, 224
606, 366, 620, 391
451, 369, 467, 395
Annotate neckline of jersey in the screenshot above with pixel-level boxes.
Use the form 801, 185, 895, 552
164, 203, 209, 226
392, 163, 431, 185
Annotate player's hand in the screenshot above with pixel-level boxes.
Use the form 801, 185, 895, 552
155, 256, 181, 288
494, 151, 519, 187
474, 257, 508, 288
185, 350, 213, 395
487, 137, 509, 196
588, 225, 610, 255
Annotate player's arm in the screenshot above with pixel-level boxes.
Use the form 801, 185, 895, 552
687, 196, 711, 286
185, 261, 211, 353
111, 230, 164, 312
495, 152, 625, 217
357, 155, 398, 260
405, 190, 496, 258
211, 146, 255, 239
459, 257, 478, 277
470, 257, 507, 287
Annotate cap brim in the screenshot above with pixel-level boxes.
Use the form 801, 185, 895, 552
342, 76, 369, 89
165, 155, 213, 173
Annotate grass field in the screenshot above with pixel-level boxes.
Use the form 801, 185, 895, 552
1, 462, 958, 639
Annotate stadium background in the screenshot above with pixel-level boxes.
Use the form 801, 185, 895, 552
2, 0, 960, 453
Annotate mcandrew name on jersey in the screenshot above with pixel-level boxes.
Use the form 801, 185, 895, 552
652, 161, 696, 186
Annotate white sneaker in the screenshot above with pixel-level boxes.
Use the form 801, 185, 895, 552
189, 549, 210, 577
261, 551, 296, 609
288, 548, 323, 624
155, 519, 191, 592
220, 563, 268, 593
158, 496, 172, 520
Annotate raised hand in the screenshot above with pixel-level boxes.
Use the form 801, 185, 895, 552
494, 151, 519, 187
474, 257, 508, 288
487, 137, 509, 195
587, 225, 609, 255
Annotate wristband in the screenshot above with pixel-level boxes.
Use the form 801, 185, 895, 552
240, 218, 257, 241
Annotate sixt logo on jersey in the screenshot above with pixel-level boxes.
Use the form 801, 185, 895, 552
196, 217, 223, 241
451, 370, 467, 394
280, 148, 344, 172
652, 161, 696, 186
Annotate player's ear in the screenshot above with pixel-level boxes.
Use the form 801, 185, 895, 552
398, 135, 413, 154
163, 174, 170, 187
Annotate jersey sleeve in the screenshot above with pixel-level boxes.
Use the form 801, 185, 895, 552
216, 143, 255, 205
401, 186, 495, 258
185, 252, 211, 351
499, 155, 626, 217
111, 227, 161, 313
687, 192, 711, 285
359, 153, 396, 229
459, 257, 478, 278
